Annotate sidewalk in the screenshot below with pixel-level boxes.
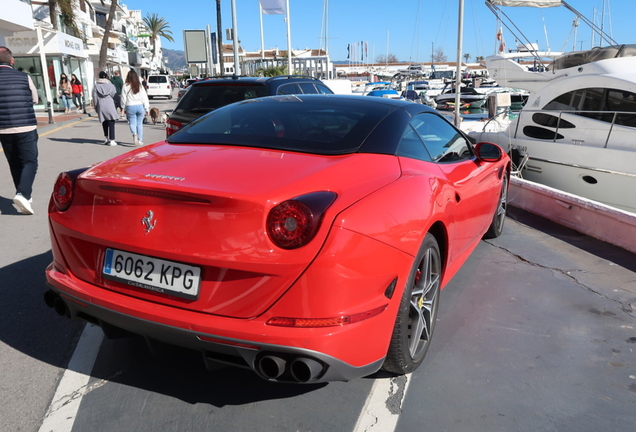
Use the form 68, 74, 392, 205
36, 107, 96, 134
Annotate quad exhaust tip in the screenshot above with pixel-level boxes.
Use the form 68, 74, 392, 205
43, 290, 70, 318
256, 354, 325, 383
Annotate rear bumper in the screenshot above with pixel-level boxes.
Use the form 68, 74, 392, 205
45, 226, 414, 383
45, 283, 384, 383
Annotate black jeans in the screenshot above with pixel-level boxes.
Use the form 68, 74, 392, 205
102, 120, 116, 140
72, 93, 83, 110
0, 129, 39, 200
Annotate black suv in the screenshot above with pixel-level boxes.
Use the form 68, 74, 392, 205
166, 75, 334, 136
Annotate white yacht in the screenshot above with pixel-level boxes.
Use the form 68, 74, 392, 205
473, 46, 636, 214
470, 1, 636, 214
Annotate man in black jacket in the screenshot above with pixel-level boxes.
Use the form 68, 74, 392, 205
0, 46, 39, 215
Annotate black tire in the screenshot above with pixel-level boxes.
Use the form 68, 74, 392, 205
383, 233, 441, 374
483, 175, 508, 239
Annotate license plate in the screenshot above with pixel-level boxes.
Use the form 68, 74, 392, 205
103, 249, 201, 300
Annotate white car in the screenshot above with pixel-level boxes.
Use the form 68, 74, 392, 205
146, 75, 172, 99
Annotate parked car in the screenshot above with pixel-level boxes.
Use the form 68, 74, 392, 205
146, 74, 172, 99
166, 75, 333, 136
45, 95, 510, 383
176, 78, 202, 101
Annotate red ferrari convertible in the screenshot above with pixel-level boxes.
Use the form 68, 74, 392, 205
45, 95, 510, 383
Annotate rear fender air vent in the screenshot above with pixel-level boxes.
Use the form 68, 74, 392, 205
99, 186, 210, 203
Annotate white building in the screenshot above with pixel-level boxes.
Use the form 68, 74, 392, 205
1, 0, 164, 111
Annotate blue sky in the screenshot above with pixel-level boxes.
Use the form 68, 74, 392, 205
123, 0, 632, 63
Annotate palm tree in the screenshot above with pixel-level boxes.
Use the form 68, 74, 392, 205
98, 0, 118, 71
142, 13, 175, 63
463, 53, 471, 63
256, 65, 289, 77
48, 0, 59, 29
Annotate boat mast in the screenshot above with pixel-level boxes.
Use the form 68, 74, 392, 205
454, 0, 464, 127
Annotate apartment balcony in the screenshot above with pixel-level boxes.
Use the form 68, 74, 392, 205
0, 0, 34, 33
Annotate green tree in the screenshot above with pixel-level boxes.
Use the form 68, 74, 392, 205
256, 65, 290, 77
48, 0, 79, 36
463, 53, 470, 63
142, 13, 175, 62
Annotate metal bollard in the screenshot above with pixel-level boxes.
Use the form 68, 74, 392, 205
47, 101, 54, 124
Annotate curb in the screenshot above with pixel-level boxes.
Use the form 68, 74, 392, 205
37, 112, 96, 135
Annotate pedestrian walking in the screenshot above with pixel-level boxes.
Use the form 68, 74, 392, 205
0, 46, 39, 215
110, 69, 124, 118
70, 74, 83, 112
58, 74, 72, 113
92, 71, 119, 146
121, 70, 149, 146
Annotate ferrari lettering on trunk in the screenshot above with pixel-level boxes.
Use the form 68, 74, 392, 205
103, 249, 201, 300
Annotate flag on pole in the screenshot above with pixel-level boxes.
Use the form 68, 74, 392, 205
496, 27, 506, 53
260, 0, 285, 15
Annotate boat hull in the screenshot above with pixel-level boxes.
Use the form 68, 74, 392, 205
473, 130, 636, 213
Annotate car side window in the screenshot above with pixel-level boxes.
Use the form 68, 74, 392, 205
277, 83, 302, 95
397, 124, 432, 162
410, 113, 473, 163
298, 83, 319, 94
315, 84, 333, 94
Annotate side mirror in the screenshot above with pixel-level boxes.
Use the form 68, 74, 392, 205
475, 142, 503, 162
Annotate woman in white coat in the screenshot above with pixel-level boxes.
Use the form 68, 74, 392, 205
120, 70, 149, 145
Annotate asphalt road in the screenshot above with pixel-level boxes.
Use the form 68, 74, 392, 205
1, 96, 635, 432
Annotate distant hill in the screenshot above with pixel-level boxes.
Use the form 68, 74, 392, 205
163, 48, 187, 72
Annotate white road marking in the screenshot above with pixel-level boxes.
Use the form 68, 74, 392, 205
353, 374, 412, 432
38, 324, 104, 432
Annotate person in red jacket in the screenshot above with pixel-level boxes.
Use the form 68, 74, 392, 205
70, 74, 83, 112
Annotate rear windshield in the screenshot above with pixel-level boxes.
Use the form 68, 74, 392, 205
174, 84, 269, 114
148, 76, 168, 83
167, 95, 396, 155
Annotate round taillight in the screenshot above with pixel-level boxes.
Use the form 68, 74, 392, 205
266, 191, 337, 250
53, 172, 75, 211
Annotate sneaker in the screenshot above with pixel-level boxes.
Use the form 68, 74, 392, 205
103, 137, 109, 145
109, 140, 118, 146
138, 141, 143, 146
13, 193, 34, 215
132, 134, 138, 146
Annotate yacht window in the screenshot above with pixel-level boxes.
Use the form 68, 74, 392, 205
607, 90, 636, 127
523, 126, 564, 140
532, 113, 575, 128
543, 88, 636, 127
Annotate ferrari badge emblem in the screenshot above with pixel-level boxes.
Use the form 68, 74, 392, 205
142, 210, 157, 234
